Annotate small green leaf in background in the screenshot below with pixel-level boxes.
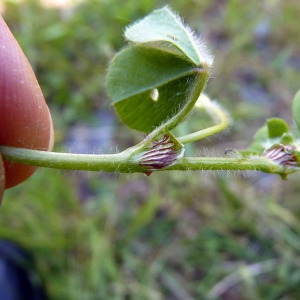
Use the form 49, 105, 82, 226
106, 6, 212, 133
246, 119, 292, 155
267, 118, 289, 139
280, 133, 294, 145
245, 110, 300, 157
292, 89, 300, 133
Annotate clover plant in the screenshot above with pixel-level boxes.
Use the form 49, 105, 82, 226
1, 6, 300, 190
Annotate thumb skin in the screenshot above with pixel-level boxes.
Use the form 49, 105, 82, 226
0, 153, 4, 204
0, 15, 54, 191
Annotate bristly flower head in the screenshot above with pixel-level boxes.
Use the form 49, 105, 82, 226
263, 144, 298, 167
139, 133, 184, 175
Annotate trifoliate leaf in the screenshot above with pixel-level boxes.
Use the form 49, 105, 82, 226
106, 7, 212, 132
107, 46, 208, 132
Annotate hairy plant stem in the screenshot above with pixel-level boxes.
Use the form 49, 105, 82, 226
0, 92, 297, 178
177, 94, 230, 144
0, 145, 296, 177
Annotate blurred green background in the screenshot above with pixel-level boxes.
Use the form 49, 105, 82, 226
1, 0, 300, 299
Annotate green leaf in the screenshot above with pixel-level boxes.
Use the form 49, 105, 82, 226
124, 6, 213, 66
267, 118, 289, 139
292, 89, 300, 132
280, 133, 294, 145
107, 46, 208, 132
106, 7, 212, 133
107, 46, 195, 103
246, 118, 296, 156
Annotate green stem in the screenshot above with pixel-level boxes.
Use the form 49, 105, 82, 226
165, 156, 289, 175
0, 145, 295, 177
178, 94, 230, 144
0, 146, 142, 173
141, 70, 209, 147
